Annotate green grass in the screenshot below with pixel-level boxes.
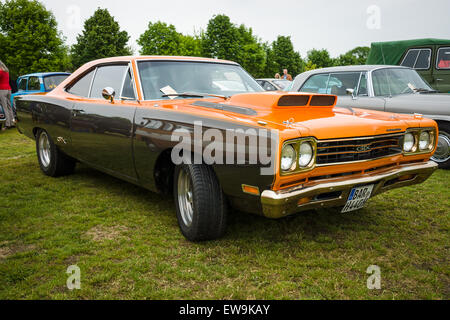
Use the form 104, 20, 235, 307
0, 129, 449, 300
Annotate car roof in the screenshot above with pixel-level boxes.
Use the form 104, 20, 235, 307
84, 56, 239, 67
19, 72, 71, 78
257, 78, 291, 81
300, 65, 410, 74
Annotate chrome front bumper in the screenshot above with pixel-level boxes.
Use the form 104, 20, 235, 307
261, 161, 438, 219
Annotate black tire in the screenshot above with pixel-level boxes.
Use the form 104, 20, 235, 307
173, 164, 227, 241
432, 123, 450, 169
36, 129, 76, 177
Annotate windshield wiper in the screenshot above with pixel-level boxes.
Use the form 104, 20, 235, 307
414, 88, 438, 93
161, 92, 229, 100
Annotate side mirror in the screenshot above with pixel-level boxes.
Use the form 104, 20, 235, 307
102, 87, 115, 103
346, 88, 355, 96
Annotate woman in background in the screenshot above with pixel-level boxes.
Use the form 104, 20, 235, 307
0, 60, 15, 130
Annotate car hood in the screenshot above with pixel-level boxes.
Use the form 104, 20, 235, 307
223, 92, 419, 140
389, 93, 450, 117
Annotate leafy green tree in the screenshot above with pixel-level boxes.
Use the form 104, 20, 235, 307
138, 21, 182, 55
0, 0, 71, 79
201, 14, 241, 62
178, 34, 202, 57
271, 36, 304, 77
334, 46, 370, 66
235, 25, 265, 77
138, 21, 202, 57
306, 49, 334, 69
262, 43, 280, 78
71, 8, 132, 69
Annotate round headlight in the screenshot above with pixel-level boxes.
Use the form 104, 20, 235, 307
299, 142, 313, 167
403, 133, 415, 152
419, 131, 431, 151
281, 145, 296, 171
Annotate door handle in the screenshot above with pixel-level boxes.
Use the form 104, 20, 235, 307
436, 79, 444, 81
72, 109, 85, 117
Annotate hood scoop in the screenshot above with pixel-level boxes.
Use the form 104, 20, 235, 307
278, 95, 336, 107
191, 101, 257, 116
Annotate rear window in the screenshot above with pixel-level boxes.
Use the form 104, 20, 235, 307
67, 70, 95, 97
28, 76, 40, 91
44, 75, 69, 91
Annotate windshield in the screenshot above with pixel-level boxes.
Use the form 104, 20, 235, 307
372, 68, 433, 96
137, 61, 263, 100
273, 80, 291, 90
43, 75, 69, 91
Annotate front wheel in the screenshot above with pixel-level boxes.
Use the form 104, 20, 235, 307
174, 164, 227, 241
36, 129, 76, 177
432, 123, 450, 169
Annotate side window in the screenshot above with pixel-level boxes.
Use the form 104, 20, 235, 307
357, 72, 368, 96
67, 70, 95, 97
414, 49, 431, 69
263, 81, 277, 91
372, 69, 391, 96
401, 49, 419, 68
299, 74, 329, 93
401, 48, 431, 69
28, 76, 41, 91
328, 72, 361, 96
90, 65, 128, 99
121, 68, 136, 99
436, 47, 450, 69
18, 78, 27, 91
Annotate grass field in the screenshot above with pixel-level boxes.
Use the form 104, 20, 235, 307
0, 129, 448, 299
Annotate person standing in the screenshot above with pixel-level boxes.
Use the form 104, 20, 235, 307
0, 60, 15, 130
282, 69, 293, 81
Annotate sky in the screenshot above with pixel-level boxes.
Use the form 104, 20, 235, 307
35, 0, 450, 58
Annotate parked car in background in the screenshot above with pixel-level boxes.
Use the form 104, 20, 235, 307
16, 56, 439, 241
11, 72, 71, 108
366, 38, 450, 93
290, 65, 450, 168
256, 78, 291, 91
0, 103, 5, 129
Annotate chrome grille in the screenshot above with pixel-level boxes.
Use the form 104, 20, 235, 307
316, 133, 403, 166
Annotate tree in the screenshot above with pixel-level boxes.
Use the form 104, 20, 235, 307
138, 21, 202, 57
235, 25, 265, 77
334, 46, 370, 66
306, 49, 334, 69
201, 14, 241, 62
138, 21, 182, 55
271, 36, 304, 77
71, 8, 131, 69
0, 0, 71, 79
262, 43, 279, 78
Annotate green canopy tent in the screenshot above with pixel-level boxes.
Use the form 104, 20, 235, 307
366, 38, 450, 65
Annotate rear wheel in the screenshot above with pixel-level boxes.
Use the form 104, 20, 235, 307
174, 164, 227, 241
432, 123, 450, 169
36, 129, 76, 177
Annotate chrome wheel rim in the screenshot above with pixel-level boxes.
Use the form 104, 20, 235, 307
177, 168, 194, 227
432, 133, 450, 163
39, 132, 51, 168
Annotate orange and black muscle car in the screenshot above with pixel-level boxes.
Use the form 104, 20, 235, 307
16, 56, 439, 241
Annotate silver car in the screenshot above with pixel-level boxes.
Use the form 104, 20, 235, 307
256, 78, 292, 91
290, 65, 450, 168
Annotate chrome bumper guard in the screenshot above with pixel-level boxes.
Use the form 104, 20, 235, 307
261, 161, 438, 218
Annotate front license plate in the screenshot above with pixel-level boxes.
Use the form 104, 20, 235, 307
341, 185, 374, 213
